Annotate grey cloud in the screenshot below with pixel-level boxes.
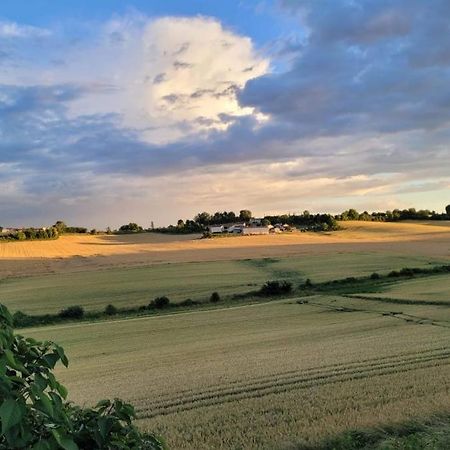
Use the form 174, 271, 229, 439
240, 0, 450, 138
173, 60, 192, 69
153, 72, 166, 84
173, 42, 189, 56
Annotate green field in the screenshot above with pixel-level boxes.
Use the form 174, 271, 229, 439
25, 296, 450, 449
359, 274, 450, 304
1, 252, 445, 314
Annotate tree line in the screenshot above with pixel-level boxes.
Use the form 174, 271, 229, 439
0, 220, 90, 242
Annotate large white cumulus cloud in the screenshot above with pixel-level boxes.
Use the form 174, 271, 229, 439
35, 15, 269, 143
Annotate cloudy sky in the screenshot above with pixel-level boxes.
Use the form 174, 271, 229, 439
1, 0, 449, 227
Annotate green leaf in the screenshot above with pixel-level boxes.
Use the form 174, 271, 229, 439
31, 440, 51, 450
37, 392, 54, 418
43, 352, 60, 369
54, 345, 69, 367
0, 398, 24, 433
51, 428, 79, 450
4, 349, 27, 373
56, 382, 68, 399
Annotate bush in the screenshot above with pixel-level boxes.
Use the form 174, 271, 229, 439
151, 296, 170, 309
388, 270, 401, 277
0, 304, 164, 449
59, 305, 85, 319
259, 280, 292, 296
399, 267, 415, 276
12, 310, 32, 327
303, 278, 313, 287
179, 298, 198, 307
210, 292, 221, 303
104, 304, 117, 315
370, 272, 380, 280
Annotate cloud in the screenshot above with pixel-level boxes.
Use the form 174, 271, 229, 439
0, 20, 51, 39
1, 6, 449, 226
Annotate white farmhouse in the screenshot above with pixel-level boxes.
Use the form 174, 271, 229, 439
242, 227, 270, 235
208, 225, 224, 234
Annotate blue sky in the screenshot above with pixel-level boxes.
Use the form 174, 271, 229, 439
0, 0, 449, 227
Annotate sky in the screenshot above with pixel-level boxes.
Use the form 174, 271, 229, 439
1, 0, 449, 228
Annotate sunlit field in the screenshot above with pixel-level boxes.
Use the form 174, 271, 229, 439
2, 220, 450, 449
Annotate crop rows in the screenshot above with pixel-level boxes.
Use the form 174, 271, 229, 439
137, 346, 450, 419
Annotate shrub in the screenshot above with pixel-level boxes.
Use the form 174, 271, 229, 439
399, 267, 415, 276
0, 304, 164, 449
12, 310, 32, 327
151, 296, 170, 309
259, 280, 292, 296
370, 272, 380, 280
104, 304, 117, 315
210, 292, 221, 303
388, 270, 401, 277
59, 305, 85, 319
304, 278, 313, 287
179, 298, 198, 307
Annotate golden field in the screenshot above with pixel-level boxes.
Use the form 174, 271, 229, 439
1, 220, 449, 449
0, 221, 449, 278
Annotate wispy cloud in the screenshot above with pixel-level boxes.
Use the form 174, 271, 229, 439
0, 20, 51, 38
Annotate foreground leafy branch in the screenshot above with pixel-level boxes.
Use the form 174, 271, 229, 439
0, 304, 164, 449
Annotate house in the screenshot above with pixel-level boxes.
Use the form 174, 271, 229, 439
208, 225, 224, 234
249, 218, 263, 227
242, 227, 270, 235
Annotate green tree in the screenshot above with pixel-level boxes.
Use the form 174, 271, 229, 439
446, 205, 450, 216
194, 212, 211, 225
239, 210, 252, 222
16, 231, 26, 241
54, 221, 67, 234
119, 223, 142, 232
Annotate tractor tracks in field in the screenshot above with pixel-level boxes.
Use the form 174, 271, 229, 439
137, 347, 450, 419
304, 298, 450, 329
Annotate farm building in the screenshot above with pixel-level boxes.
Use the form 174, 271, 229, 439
242, 227, 270, 235
208, 225, 225, 234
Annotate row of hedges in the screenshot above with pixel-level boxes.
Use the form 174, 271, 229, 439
12, 292, 223, 328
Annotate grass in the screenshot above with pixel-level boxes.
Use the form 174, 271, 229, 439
24, 297, 450, 450
1, 253, 445, 314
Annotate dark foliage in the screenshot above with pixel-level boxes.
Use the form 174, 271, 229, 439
259, 280, 293, 296
151, 297, 170, 309
59, 305, 85, 319
210, 292, 221, 303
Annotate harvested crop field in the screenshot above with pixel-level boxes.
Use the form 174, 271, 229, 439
25, 298, 450, 449
0, 221, 449, 278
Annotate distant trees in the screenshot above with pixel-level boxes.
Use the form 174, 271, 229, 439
119, 223, 143, 232
336, 207, 448, 222
194, 212, 212, 225
239, 209, 252, 222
